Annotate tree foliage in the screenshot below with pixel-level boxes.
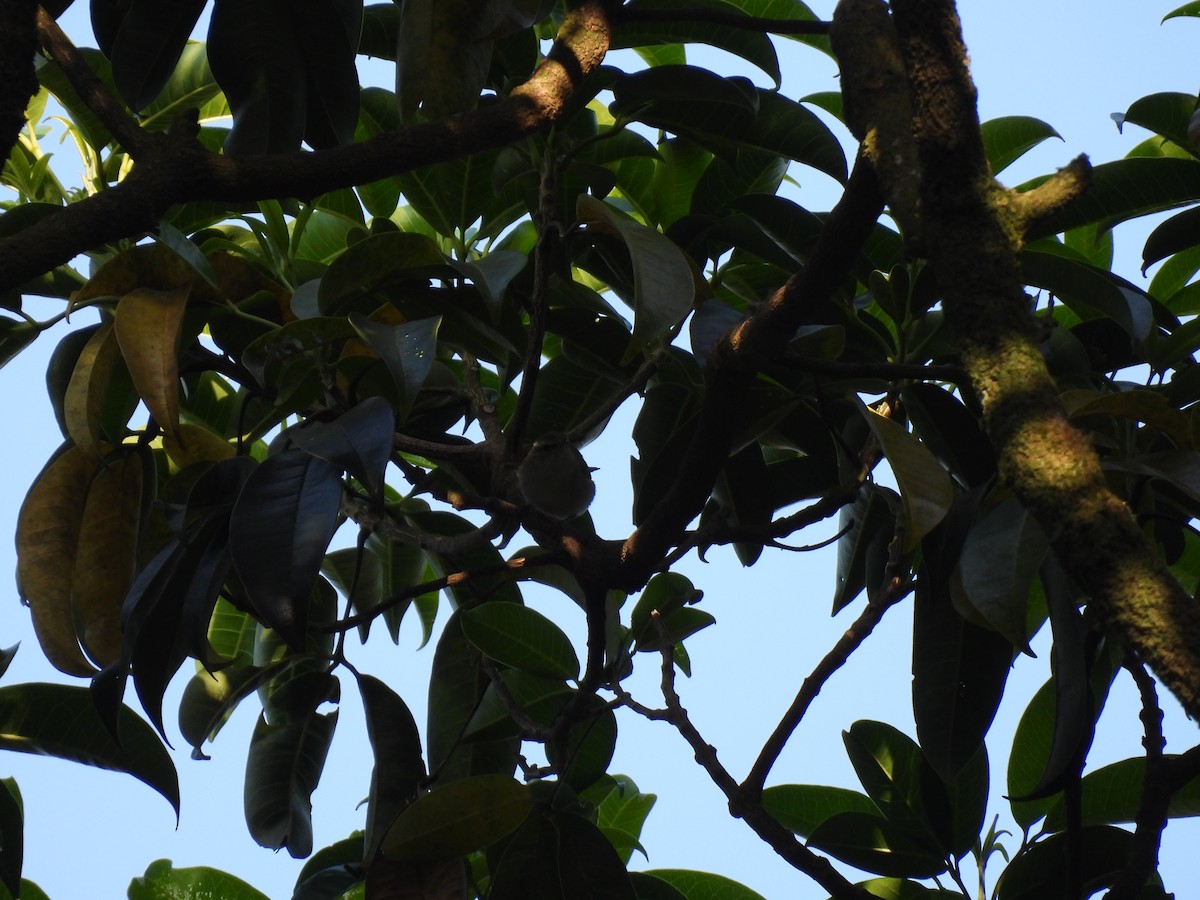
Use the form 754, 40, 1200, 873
3, 1, 1200, 898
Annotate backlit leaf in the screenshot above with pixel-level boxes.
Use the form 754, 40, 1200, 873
461, 602, 580, 680
115, 283, 191, 443
0, 682, 179, 815
381, 774, 531, 862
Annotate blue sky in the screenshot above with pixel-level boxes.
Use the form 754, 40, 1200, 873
3, 3, 1200, 898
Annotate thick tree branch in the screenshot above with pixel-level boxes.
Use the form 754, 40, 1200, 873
36, 9, 153, 157
0, 0, 38, 164
614, 154, 884, 590
834, 0, 1200, 718
0, 0, 618, 293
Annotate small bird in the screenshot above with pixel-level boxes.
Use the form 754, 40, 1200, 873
516, 431, 597, 520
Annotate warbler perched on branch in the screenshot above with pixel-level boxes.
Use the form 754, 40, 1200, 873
517, 431, 597, 519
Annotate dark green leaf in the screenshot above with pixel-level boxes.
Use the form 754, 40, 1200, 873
461, 602, 580, 680
318, 231, 448, 314
642, 869, 767, 900
577, 195, 696, 363
554, 812, 637, 899
994, 826, 1134, 900
1021, 245, 1153, 341
229, 450, 343, 648
348, 314, 441, 419
952, 497, 1045, 653
0, 779, 21, 896
427, 610, 520, 785
842, 721, 952, 854
207, 0, 307, 154
358, 674, 425, 862
1122, 91, 1196, 153
761, 784, 878, 838
106, 0, 207, 110
1042, 755, 1200, 831
381, 774, 531, 862
1143, 205, 1200, 270
0, 682, 179, 816
832, 485, 897, 613
285, 396, 396, 497
244, 672, 339, 858
807, 811, 948, 879
548, 698, 617, 791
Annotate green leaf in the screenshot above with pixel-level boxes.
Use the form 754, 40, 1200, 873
358, 674, 425, 862
243, 672, 340, 858
381, 774, 531, 862
952, 497, 1046, 653
0, 779, 21, 896
1122, 91, 1196, 153
318, 231, 449, 314
642, 869, 767, 900
1164, 0, 1200, 19
577, 195, 696, 363
427, 610, 520, 785
348, 314, 441, 419
463, 670, 573, 741
583, 774, 657, 865
105, 0, 207, 110
994, 826, 1134, 900
127, 858, 269, 900
1021, 245, 1153, 340
461, 601, 581, 680
806, 811, 949, 879
980, 116, 1061, 175
862, 406, 954, 551
0, 683, 179, 816
761, 784, 878, 838
613, 0, 783, 86
553, 812, 638, 899
0, 318, 38, 371
285, 396, 396, 497
1042, 755, 1200, 831
842, 721, 952, 854
832, 484, 897, 613
228, 450, 344, 649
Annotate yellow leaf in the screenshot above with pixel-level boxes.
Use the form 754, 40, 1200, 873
74, 244, 195, 302
72, 448, 146, 667
64, 321, 121, 457
163, 421, 236, 467
16, 446, 102, 675
115, 283, 191, 443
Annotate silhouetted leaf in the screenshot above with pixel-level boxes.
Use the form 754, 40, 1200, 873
381, 774, 531, 862
554, 812, 637, 899
994, 826, 1134, 900
244, 672, 339, 858
1042, 755, 1200, 832
462, 602, 580, 680
229, 450, 343, 648
0, 778, 22, 896
0, 682, 179, 816
642, 869, 767, 899
807, 811, 948, 879
358, 674, 425, 862
762, 784, 878, 837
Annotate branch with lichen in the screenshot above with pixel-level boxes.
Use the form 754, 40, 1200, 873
831, 0, 1200, 719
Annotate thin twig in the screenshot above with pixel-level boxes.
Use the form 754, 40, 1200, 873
639, 614, 873, 900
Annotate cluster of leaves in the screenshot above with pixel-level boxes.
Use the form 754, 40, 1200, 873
3, 1, 1200, 898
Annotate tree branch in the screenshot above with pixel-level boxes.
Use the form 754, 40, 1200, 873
0, 0, 618, 293
36, 8, 153, 157
614, 153, 884, 591
0, 0, 38, 164
834, 0, 1200, 719
641, 615, 874, 900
